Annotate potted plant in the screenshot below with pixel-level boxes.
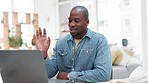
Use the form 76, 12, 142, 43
8, 36, 23, 48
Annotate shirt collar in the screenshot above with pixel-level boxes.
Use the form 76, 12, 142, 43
67, 28, 93, 41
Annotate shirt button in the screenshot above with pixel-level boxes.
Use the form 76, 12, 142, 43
71, 80, 75, 82
86, 51, 88, 53
72, 68, 74, 70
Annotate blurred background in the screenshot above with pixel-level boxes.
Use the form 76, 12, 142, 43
0, 0, 148, 69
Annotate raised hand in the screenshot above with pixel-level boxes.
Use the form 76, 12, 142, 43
33, 28, 50, 59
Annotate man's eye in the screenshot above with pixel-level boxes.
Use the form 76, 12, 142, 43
75, 19, 80, 23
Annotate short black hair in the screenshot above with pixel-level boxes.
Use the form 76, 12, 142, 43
71, 6, 89, 20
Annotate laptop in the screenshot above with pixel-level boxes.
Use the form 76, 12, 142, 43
0, 50, 49, 83
0, 50, 69, 83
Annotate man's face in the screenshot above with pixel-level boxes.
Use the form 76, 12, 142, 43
68, 9, 89, 39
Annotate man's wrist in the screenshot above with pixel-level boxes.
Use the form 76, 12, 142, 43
42, 51, 48, 59
56, 72, 69, 80
44, 55, 47, 59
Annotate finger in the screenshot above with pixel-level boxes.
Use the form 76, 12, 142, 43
32, 34, 36, 45
33, 34, 36, 39
33, 34, 37, 41
47, 37, 51, 46
43, 28, 46, 37
39, 28, 42, 37
36, 30, 39, 39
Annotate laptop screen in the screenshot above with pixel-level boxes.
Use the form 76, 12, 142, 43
0, 50, 48, 83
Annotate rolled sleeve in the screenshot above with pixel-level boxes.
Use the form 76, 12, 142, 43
68, 71, 83, 80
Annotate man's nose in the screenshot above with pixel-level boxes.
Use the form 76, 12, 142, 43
69, 21, 76, 27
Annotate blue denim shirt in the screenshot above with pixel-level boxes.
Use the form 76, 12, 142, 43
45, 29, 112, 83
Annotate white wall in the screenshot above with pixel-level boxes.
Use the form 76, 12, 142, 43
34, 0, 57, 49
141, 0, 148, 69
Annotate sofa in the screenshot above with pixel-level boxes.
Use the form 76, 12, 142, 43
110, 46, 142, 79
112, 59, 142, 79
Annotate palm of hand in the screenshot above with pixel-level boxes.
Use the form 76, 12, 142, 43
35, 36, 50, 52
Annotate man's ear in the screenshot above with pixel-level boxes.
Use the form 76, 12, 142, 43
86, 20, 89, 25
86, 20, 89, 24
